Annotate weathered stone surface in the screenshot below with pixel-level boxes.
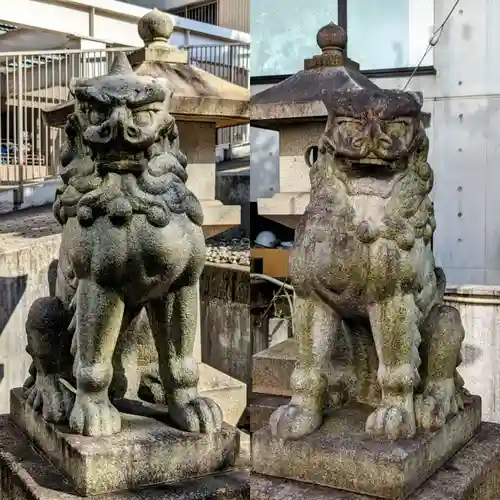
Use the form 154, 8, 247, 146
11, 389, 239, 496
252, 396, 481, 499
251, 423, 500, 499
43, 9, 249, 130
249, 395, 288, 432
252, 340, 296, 396
252, 338, 354, 401
250, 23, 378, 128
25, 45, 225, 440
269, 83, 469, 445
0, 416, 249, 500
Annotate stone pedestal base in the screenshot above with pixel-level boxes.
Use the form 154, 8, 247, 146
9, 388, 241, 497
251, 423, 500, 499
252, 396, 481, 499
0, 415, 249, 499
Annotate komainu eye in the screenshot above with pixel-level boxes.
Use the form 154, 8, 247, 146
335, 118, 364, 131
385, 120, 409, 135
89, 109, 104, 125
133, 110, 154, 126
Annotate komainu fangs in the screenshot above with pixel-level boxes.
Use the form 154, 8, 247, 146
270, 88, 467, 441
23, 53, 222, 437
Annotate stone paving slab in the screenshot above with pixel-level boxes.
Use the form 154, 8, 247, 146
0, 205, 60, 252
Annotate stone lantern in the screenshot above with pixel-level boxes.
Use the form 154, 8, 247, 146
251, 22, 379, 229
44, 8, 249, 239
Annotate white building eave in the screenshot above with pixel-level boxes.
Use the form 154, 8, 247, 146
0, 0, 250, 48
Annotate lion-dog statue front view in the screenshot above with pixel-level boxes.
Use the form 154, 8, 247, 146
270, 87, 468, 442
22, 53, 222, 437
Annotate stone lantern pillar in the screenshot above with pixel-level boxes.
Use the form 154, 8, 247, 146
130, 8, 248, 238
251, 22, 379, 229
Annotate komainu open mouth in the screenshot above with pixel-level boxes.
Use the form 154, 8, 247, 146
348, 159, 399, 180
96, 150, 146, 163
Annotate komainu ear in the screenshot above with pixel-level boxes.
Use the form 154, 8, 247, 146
69, 78, 84, 97
408, 90, 424, 108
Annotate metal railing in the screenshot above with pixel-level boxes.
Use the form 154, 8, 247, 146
170, 1, 218, 26
0, 42, 249, 189
0, 48, 122, 186
170, 0, 250, 34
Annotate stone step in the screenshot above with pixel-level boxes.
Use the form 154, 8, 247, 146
199, 363, 247, 427
252, 336, 359, 405
249, 394, 290, 432
252, 339, 297, 397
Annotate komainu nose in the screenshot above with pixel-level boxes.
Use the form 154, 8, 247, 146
123, 124, 140, 141
99, 124, 113, 141
352, 136, 368, 150
364, 121, 392, 149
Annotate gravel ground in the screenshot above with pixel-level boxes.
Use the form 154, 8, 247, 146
206, 233, 250, 266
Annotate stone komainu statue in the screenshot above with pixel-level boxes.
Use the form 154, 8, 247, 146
270, 88, 467, 441
23, 53, 223, 437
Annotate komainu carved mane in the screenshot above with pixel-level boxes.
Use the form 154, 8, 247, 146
270, 87, 468, 443
54, 52, 202, 229
25, 52, 221, 440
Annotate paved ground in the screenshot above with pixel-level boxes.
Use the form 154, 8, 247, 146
0, 204, 60, 252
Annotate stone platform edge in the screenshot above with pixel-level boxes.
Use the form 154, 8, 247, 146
10, 387, 239, 496
250, 422, 500, 499
0, 414, 250, 499
252, 396, 481, 499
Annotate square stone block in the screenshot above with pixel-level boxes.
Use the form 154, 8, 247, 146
252, 396, 481, 499
0, 414, 249, 499
10, 388, 239, 496
250, 422, 500, 499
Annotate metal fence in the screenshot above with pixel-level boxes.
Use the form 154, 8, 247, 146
169, 0, 250, 34
0, 42, 249, 188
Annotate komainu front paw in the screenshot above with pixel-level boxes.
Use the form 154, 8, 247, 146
169, 396, 223, 433
269, 403, 323, 440
25, 375, 73, 423
69, 392, 121, 436
415, 378, 464, 432
366, 405, 416, 440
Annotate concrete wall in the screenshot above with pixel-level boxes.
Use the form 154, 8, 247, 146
250, 0, 500, 286
0, 235, 60, 414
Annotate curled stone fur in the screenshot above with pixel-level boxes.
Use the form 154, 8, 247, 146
23, 53, 221, 438
270, 88, 468, 442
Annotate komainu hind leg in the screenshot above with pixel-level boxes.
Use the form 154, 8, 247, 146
366, 293, 420, 440
24, 297, 74, 423
111, 308, 165, 404
415, 303, 465, 431
269, 296, 341, 440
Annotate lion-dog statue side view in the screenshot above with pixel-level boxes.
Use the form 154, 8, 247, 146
270, 87, 467, 441
22, 53, 223, 437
